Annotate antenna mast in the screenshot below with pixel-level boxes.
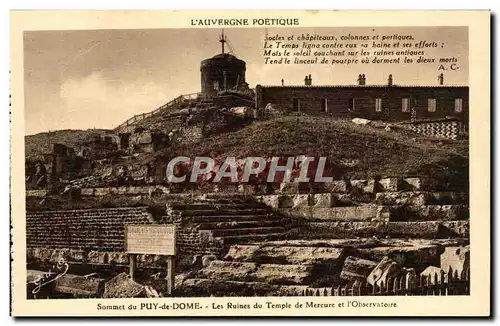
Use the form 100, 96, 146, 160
219, 29, 227, 54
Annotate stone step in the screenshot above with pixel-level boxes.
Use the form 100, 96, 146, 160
215, 233, 286, 244
290, 221, 469, 239
224, 244, 345, 266
259, 238, 470, 249
280, 204, 468, 222
208, 226, 286, 238
375, 192, 468, 206
185, 214, 278, 223
378, 204, 469, 221
199, 220, 282, 230
280, 206, 378, 221
170, 202, 265, 210
199, 260, 314, 285
175, 278, 309, 297
178, 208, 269, 217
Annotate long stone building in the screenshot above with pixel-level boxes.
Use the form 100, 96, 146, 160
255, 73, 468, 124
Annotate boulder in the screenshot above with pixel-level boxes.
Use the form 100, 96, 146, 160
103, 273, 146, 298
357, 244, 443, 268
225, 244, 344, 266
252, 264, 313, 285
340, 256, 377, 281
352, 118, 371, 125
378, 178, 400, 192
202, 254, 217, 267
367, 257, 401, 286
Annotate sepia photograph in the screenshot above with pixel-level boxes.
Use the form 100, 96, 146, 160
10, 10, 490, 317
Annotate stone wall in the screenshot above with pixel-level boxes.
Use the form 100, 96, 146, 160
26, 207, 153, 251
398, 119, 464, 140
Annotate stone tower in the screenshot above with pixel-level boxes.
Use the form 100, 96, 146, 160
200, 30, 246, 100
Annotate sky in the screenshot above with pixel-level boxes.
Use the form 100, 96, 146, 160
23, 26, 468, 135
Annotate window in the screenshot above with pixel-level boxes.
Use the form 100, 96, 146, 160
321, 98, 328, 113
455, 98, 463, 112
402, 98, 409, 112
375, 98, 382, 112
428, 98, 436, 112
348, 98, 355, 111
293, 99, 300, 112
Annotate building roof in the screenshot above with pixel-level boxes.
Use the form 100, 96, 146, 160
201, 53, 246, 65
258, 84, 468, 88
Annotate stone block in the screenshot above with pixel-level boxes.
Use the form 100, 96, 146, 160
279, 182, 300, 194
259, 195, 280, 209
375, 192, 431, 207
311, 193, 335, 208
108, 252, 130, 265
33, 248, 53, 262
378, 178, 400, 192
323, 181, 347, 193
200, 260, 258, 281
93, 188, 109, 196
357, 245, 443, 268
214, 184, 239, 194
81, 188, 94, 196
440, 246, 470, 279
415, 205, 469, 221
281, 206, 378, 221
403, 177, 437, 191
442, 221, 469, 237
103, 273, 146, 298
351, 180, 376, 193
252, 264, 313, 285
87, 251, 108, 264
300, 221, 444, 239
54, 274, 105, 297
202, 254, 217, 267
225, 244, 344, 266
291, 194, 310, 208
340, 256, 377, 281
375, 206, 391, 221
367, 257, 401, 286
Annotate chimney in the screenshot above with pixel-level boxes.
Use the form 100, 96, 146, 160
357, 74, 363, 85
438, 73, 444, 85
388, 74, 393, 86
362, 74, 366, 85
304, 75, 312, 86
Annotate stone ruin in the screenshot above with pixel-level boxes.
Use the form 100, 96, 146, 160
25, 175, 469, 298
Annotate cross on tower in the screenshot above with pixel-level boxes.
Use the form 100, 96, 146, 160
219, 29, 227, 54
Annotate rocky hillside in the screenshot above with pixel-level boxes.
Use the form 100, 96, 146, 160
25, 129, 111, 161
150, 116, 469, 187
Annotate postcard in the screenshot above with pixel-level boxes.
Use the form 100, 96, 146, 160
10, 10, 490, 317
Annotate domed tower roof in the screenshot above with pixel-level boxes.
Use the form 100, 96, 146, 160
200, 53, 246, 69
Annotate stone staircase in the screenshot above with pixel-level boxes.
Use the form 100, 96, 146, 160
166, 195, 289, 251
175, 177, 470, 297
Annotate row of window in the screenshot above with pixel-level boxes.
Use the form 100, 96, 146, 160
293, 98, 464, 113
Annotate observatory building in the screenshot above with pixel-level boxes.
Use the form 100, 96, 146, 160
200, 30, 246, 100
